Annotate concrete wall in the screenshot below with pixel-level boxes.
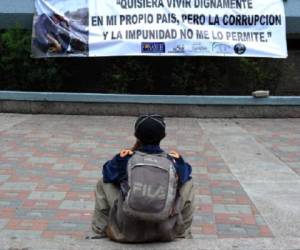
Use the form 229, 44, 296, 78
0, 93, 299, 117
0, 0, 34, 29
285, 0, 300, 36
1, 100, 300, 118
0, 0, 300, 36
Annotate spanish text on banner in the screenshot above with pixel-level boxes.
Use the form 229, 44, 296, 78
32, 0, 288, 58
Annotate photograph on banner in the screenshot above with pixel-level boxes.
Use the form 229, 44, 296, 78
32, 0, 89, 57
32, 0, 288, 58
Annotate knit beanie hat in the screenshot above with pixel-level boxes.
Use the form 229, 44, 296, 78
134, 114, 166, 145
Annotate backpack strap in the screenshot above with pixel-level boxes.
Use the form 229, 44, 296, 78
134, 150, 169, 158
167, 151, 181, 195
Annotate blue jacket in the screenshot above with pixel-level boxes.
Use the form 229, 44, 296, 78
102, 145, 192, 186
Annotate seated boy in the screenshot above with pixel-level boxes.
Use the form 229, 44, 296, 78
90, 114, 195, 242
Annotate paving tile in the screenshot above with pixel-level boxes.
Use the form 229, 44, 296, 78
209, 174, 236, 181
0, 163, 18, 169
0, 208, 15, 218
244, 225, 261, 237
195, 195, 212, 204
55, 210, 92, 222
53, 163, 84, 170
8, 175, 41, 182
0, 200, 23, 208
65, 192, 94, 201
15, 168, 48, 177
0, 219, 9, 230
0, 175, 10, 183
259, 225, 273, 237
0, 229, 42, 239
217, 224, 248, 237
22, 200, 62, 209
70, 184, 96, 192
28, 191, 66, 200
43, 176, 75, 185
215, 213, 257, 225
255, 215, 267, 226
192, 167, 208, 174
201, 224, 217, 235
193, 213, 215, 224
15, 209, 56, 220
47, 221, 89, 232
239, 119, 300, 176
69, 142, 98, 149
78, 171, 99, 178
0, 182, 38, 191
29, 157, 57, 164
59, 200, 94, 210
3, 152, 34, 158
213, 204, 252, 214
7, 219, 48, 231
42, 231, 85, 240
0, 115, 275, 240
36, 183, 71, 192
211, 187, 247, 196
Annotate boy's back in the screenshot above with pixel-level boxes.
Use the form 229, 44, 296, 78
90, 114, 195, 242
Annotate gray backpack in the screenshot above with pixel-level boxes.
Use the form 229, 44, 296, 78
122, 151, 178, 221
107, 151, 184, 242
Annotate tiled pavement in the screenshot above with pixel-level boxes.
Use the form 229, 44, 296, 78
0, 114, 299, 242
237, 119, 300, 176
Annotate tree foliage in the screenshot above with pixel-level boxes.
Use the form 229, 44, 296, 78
0, 27, 284, 95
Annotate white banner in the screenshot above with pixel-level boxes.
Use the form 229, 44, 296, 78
32, 0, 288, 58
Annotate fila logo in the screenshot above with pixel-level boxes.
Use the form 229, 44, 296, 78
132, 182, 165, 199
